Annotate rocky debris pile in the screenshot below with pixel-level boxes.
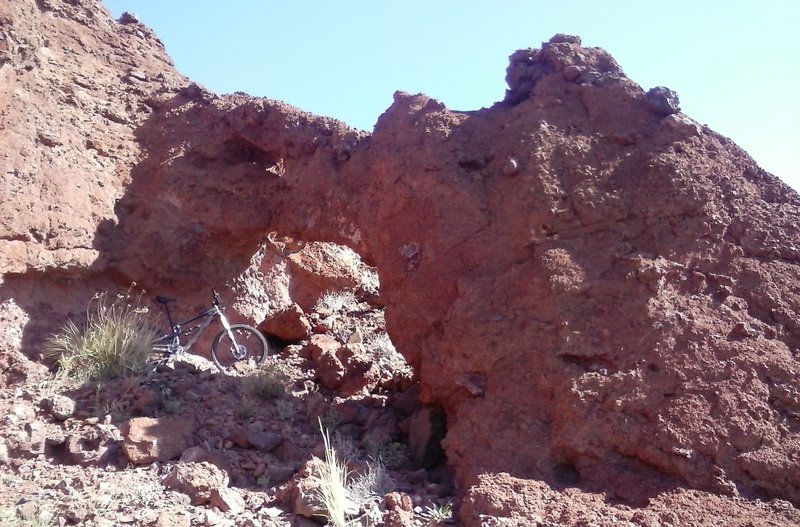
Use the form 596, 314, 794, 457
0, 286, 455, 527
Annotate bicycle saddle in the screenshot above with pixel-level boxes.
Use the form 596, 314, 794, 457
156, 296, 177, 304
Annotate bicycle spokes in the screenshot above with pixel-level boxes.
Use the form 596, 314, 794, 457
211, 325, 269, 375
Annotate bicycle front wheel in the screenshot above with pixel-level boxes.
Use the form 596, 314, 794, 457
211, 324, 269, 375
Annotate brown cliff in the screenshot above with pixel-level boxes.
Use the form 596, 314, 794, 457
1, 1, 799, 524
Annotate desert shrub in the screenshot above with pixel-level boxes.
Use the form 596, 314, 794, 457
320, 409, 342, 431
242, 360, 292, 401
366, 439, 408, 469
274, 398, 296, 419
365, 332, 397, 361
43, 288, 158, 383
347, 460, 396, 507
420, 500, 454, 526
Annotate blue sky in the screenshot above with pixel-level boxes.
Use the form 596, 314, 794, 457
103, 1, 799, 192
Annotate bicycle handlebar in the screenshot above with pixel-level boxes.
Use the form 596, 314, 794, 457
212, 289, 221, 306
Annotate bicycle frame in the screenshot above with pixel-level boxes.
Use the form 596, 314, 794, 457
152, 303, 228, 355
150, 290, 270, 374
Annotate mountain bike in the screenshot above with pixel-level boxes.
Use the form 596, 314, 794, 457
151, 290, 270, 375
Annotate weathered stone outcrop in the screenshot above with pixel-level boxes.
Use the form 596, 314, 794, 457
2, 1, 799, 522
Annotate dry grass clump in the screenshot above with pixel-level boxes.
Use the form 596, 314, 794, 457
43, 288, 158, 383
315, 421, 356, 527
242, 358, 293, 401
347, 460, 396, 507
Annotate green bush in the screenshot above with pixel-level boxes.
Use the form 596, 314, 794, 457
43, 289, 158, 383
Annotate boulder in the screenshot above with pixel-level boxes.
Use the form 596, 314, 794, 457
280, 457, 358, 520
307, 334, 345, 390
383, 492, 415, 527
121, 417, 194, 464
209, 486, 246, 514
228, 425, 283, 452
383, 492, 416, 527
645, 86, 681, 115
337, 347, 381, 397
162, 461, 229, 506
44, 394, 75, 420
259, 302, 311, 341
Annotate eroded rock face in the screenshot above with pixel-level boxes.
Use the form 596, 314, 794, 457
0, 0, 185, 277
2, 0, 799, 518
346, 52, 800, 507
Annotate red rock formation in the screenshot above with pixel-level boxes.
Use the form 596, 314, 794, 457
2, 1, 799, 523
340, 36, 800, 508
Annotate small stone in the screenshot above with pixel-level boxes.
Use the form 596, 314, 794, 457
16, 501, 38, 520
118, 12, 140, 24
48, 395, 76, 420
181, 446, 208, 463
260, 303, 311, 341
163, 462, 229, 505
24, 421, 47, 455
128, 70, 148, 82
384, 492, 413, 512
200, 509, 227, 526
347, 328, 363, 344
265, 463, 297, 486
121, 416, 195, 465
11, 402, 36, 422
308, 334, 345, 390
646, 86, 681, 116
263, 506, 284, 519
503, 158, 519, 176
732, 322, 759, 338
156, 511, 191, 527
562, 65, 582, 81
548, 33, 582, 45
662, 113, 701, 136
64, 502, 91, 523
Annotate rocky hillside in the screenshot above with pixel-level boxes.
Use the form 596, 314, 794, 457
1, 1, 799, 525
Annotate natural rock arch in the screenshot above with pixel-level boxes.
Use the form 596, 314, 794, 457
1, 1, 799, 516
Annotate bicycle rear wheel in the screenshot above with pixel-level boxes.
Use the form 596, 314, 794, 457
211, 324, 269, 375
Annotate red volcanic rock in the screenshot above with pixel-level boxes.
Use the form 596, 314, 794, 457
121, 416, 194, 464
1, 2, 800, 523
162, 461, 229, 506
0, 0, 185, 277
307, 334, 345, 390
340, 43, 800, 511
259, 302, 311, 341
461, 472, 800, 527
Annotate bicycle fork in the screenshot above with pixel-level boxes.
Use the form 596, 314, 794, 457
217, 306, 245, 359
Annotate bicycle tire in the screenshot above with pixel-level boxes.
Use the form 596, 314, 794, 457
211, 324, 269, 375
